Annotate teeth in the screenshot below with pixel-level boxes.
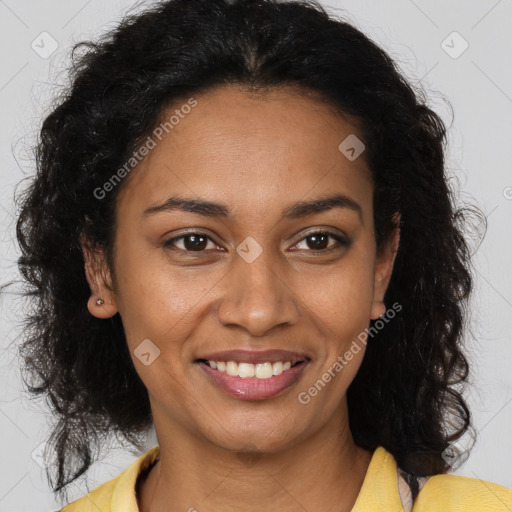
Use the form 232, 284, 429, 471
226, 361, 238, 377
272, 361, 283, 375
255, 362, 273, 379
238, 362, 255, 378
206, 360, 296, 379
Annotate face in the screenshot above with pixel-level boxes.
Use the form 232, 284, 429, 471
84, 84, 398, 454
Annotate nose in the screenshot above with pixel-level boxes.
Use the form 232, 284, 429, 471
216, 247, 301, 337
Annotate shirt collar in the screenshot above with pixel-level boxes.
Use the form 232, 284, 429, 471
351, 446, 405, 511
109, 445, 404, 512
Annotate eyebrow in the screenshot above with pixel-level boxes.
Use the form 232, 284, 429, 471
143, 193, 362, 220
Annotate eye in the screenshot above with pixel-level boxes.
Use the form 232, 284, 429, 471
163, 230, 350, 255
291, 230, 350, 253
163, 232, 222, 253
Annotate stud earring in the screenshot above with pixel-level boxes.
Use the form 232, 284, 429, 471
96, 298, 104, 306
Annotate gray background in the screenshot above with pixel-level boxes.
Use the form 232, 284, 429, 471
0, 0, 511, 510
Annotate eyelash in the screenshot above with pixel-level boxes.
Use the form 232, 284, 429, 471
163, 230, 351, 255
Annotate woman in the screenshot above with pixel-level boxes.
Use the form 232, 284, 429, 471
15, 0, 512, 510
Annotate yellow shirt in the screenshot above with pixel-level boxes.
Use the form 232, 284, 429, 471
61, 445, 512, 511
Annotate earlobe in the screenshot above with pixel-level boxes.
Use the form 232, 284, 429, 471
86, 293, 118, 319
370, 300, 387, 320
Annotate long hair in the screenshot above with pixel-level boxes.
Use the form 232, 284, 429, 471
15, 0, 479, 500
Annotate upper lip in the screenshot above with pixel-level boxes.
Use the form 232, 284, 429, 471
196, 349, 311, 365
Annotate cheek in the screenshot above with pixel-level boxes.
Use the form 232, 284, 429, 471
114, 235, 216, 344
298, 253, 375, 342
114, 262, 207, 411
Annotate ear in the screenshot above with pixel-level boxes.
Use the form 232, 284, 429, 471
81, 236, 118, 319
370, 214, 400, 320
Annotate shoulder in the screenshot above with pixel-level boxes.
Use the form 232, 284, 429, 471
368, 445, 512, 512
60, 445, 160, 512
413, 473, 512, 512
60, 476, 118, 512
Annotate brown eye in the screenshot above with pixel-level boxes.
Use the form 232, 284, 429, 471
305, 233, 330, 250
164, 233, 218, 252
292, 231, 350, 253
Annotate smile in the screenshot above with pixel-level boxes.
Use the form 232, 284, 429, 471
202, 360, 296, 379
196, 358, 310, 400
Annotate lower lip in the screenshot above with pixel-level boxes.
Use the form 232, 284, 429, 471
197, 361, 309, 400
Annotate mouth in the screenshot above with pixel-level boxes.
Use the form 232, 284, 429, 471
196, 359, 305, 378
194, 350, 311, 400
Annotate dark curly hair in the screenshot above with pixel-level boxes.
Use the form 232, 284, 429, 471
15, 0, 481, 501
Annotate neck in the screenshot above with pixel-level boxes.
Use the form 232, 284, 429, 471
138, 400, 372, 512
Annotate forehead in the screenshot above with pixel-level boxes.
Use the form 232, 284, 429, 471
116, 84, 373, 223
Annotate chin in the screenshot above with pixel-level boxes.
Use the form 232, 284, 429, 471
202, 418, 306, 456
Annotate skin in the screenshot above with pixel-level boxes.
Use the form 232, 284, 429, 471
83, 84, 400, 512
